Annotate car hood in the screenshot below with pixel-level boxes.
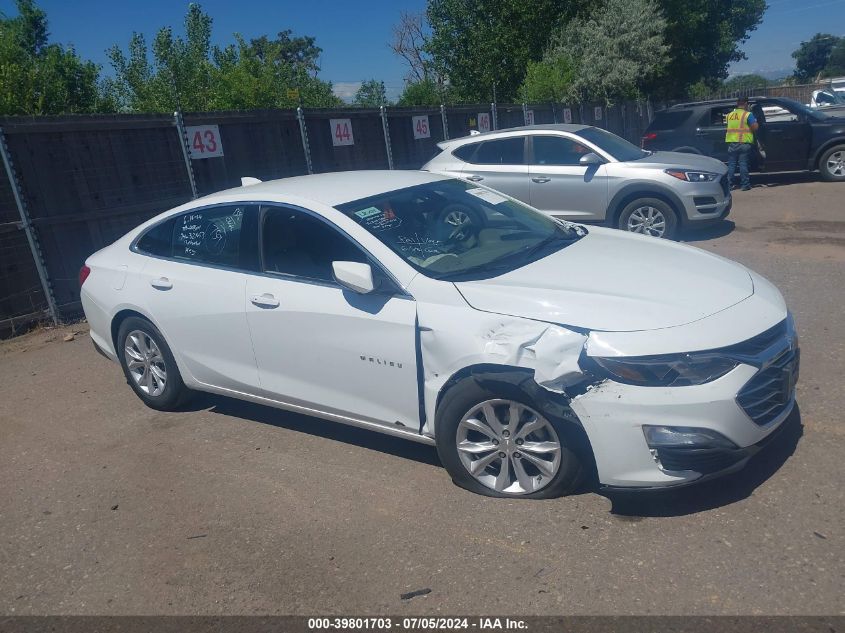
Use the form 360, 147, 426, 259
454, 228, 754, 332
625, 151, 728, 174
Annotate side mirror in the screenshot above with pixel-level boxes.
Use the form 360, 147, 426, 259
332, 261, 377, 294
579, 152, 603, 166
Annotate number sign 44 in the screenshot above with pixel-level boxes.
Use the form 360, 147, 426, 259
330, 119, 354, 146
185, 125, 224, 159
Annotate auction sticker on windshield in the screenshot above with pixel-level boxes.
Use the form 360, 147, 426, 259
466, 187, 508, 205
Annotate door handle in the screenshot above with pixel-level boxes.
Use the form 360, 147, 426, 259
768, 129, 784, 134
532, 176, 551, 183
250, 293, 280, 309
150, 277, 172, 290
466, 175, 484, 182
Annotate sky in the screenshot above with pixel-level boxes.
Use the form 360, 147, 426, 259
2, 0, 845, 100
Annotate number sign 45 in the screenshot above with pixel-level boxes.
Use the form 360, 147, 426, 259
186, 125, 224, 159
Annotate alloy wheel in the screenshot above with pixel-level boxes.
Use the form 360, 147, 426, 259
444, 209, 472, 240
826, 151, 844, 177
456, 399, 562, 495
124, 330, 167, 397
627, 205, 667, 237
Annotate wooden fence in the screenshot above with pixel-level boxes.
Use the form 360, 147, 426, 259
0, 100, 655, 337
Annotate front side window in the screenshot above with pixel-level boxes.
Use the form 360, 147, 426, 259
335, 179, 585, 281
575, 127, 647, 162
136, 204, 255, 269
261, 206, 368, 282
532, 136, 594, 166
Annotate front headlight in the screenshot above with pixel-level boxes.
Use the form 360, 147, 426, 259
592, 353, 738, 387
665, 169, 720, 182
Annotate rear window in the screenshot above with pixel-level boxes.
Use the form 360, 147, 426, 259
648, 110, 693, 131
472, 138, 526, 165
453, 142, 479, 162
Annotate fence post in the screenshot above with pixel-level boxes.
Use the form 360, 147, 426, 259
380, 106, 394, 170
173, 111, 198, 199
440, 105, 449, 140
0, 127, 59, 324
522, 103, 529, 126
296, 107, 314, 175
491, 102, 498, 130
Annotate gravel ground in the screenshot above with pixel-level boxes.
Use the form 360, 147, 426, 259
0, 172, 842, 616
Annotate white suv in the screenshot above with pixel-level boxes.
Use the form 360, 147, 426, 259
423, 124, 732, 239
81, 171, 797, 498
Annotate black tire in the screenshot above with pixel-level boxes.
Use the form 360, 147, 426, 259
819, 144, 845, 182
617, 196, 678, 239
435, 374, 587, 499
117, 316, 191, 411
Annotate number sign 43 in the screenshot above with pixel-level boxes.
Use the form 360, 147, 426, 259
185, 125, 224, 159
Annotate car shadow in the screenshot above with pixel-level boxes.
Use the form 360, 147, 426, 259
181, 392, 442, 467
600, 406, 803, 518
748, 171, 821, 188
679, 219, 735, 242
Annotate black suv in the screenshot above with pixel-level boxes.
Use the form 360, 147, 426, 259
642, 97, 845, 181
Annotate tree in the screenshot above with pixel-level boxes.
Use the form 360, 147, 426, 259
390, 11, 431, 83
0, 0, 104, 115
649, 0, 766, 98
825, 40, 845, 77
425, 0, 578, 103
353, 79, 388, 107
519, 55, 575, 103
106, 3, 341, 112
545, 0, 668, 104
792, 34, 840, 82
721, 73, 771, 93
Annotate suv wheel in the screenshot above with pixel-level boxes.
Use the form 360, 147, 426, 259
618, 197, 678, 239
117, 317, 191, 411
435, 378, 586, 499
820, 145, 845, 182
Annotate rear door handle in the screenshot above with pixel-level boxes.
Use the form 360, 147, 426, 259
532, 176, 551, 183
150, 277, 172, 290
466, 175, 484, 182
250, 293, 280, 309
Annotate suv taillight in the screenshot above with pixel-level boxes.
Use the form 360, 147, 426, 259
79, 265, 91, 287
641, 132, 657, 148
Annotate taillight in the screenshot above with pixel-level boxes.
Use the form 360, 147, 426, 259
641, 132, 657, 148
79, 265, 91, 286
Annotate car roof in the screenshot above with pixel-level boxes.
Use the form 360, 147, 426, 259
664, 96, 784, 110
439, 123, 591, 147
199, 170, 451, 208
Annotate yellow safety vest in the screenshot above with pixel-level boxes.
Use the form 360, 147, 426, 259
725, 109, 754, 143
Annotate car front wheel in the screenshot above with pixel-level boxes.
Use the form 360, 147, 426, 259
819, 145, 845, 182
617, 197, 678, 239
117, 316, 190, 411
435, 378, 586, 499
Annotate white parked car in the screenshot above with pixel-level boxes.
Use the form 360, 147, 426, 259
81, 171, 798, 498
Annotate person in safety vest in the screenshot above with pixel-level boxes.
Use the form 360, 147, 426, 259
725, 96, 759, 191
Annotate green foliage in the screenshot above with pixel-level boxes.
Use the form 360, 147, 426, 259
353, 79, 388, 107
519, 55, 575, 103
397, 78, 446, 106
792, 33, 840, 82
650, 0, 766, 98
546, 0, 668, 104
825, 40, 845, 77
0, 0, 105, 115
425, 0, 576, 103
722, 73, 771, 92
105, 3, 342, 112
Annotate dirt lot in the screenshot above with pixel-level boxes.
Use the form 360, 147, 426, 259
1, 172, 843, 616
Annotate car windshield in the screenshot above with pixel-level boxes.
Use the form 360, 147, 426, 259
335, 179, 586, 281
575, 127, 649, 162
771, 97, 828, 120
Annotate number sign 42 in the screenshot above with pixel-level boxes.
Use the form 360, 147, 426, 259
186, 125, 224, 159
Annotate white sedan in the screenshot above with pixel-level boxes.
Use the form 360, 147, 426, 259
80, 171, 798, 498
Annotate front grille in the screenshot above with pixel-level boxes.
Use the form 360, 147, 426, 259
720, 174, 730, 196
737, 347, 799, 426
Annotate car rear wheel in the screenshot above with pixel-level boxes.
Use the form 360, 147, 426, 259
117, 317, 190, 411
435, 378, 586, 499
819, 145, 845, 182
618, 197, 678, 239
